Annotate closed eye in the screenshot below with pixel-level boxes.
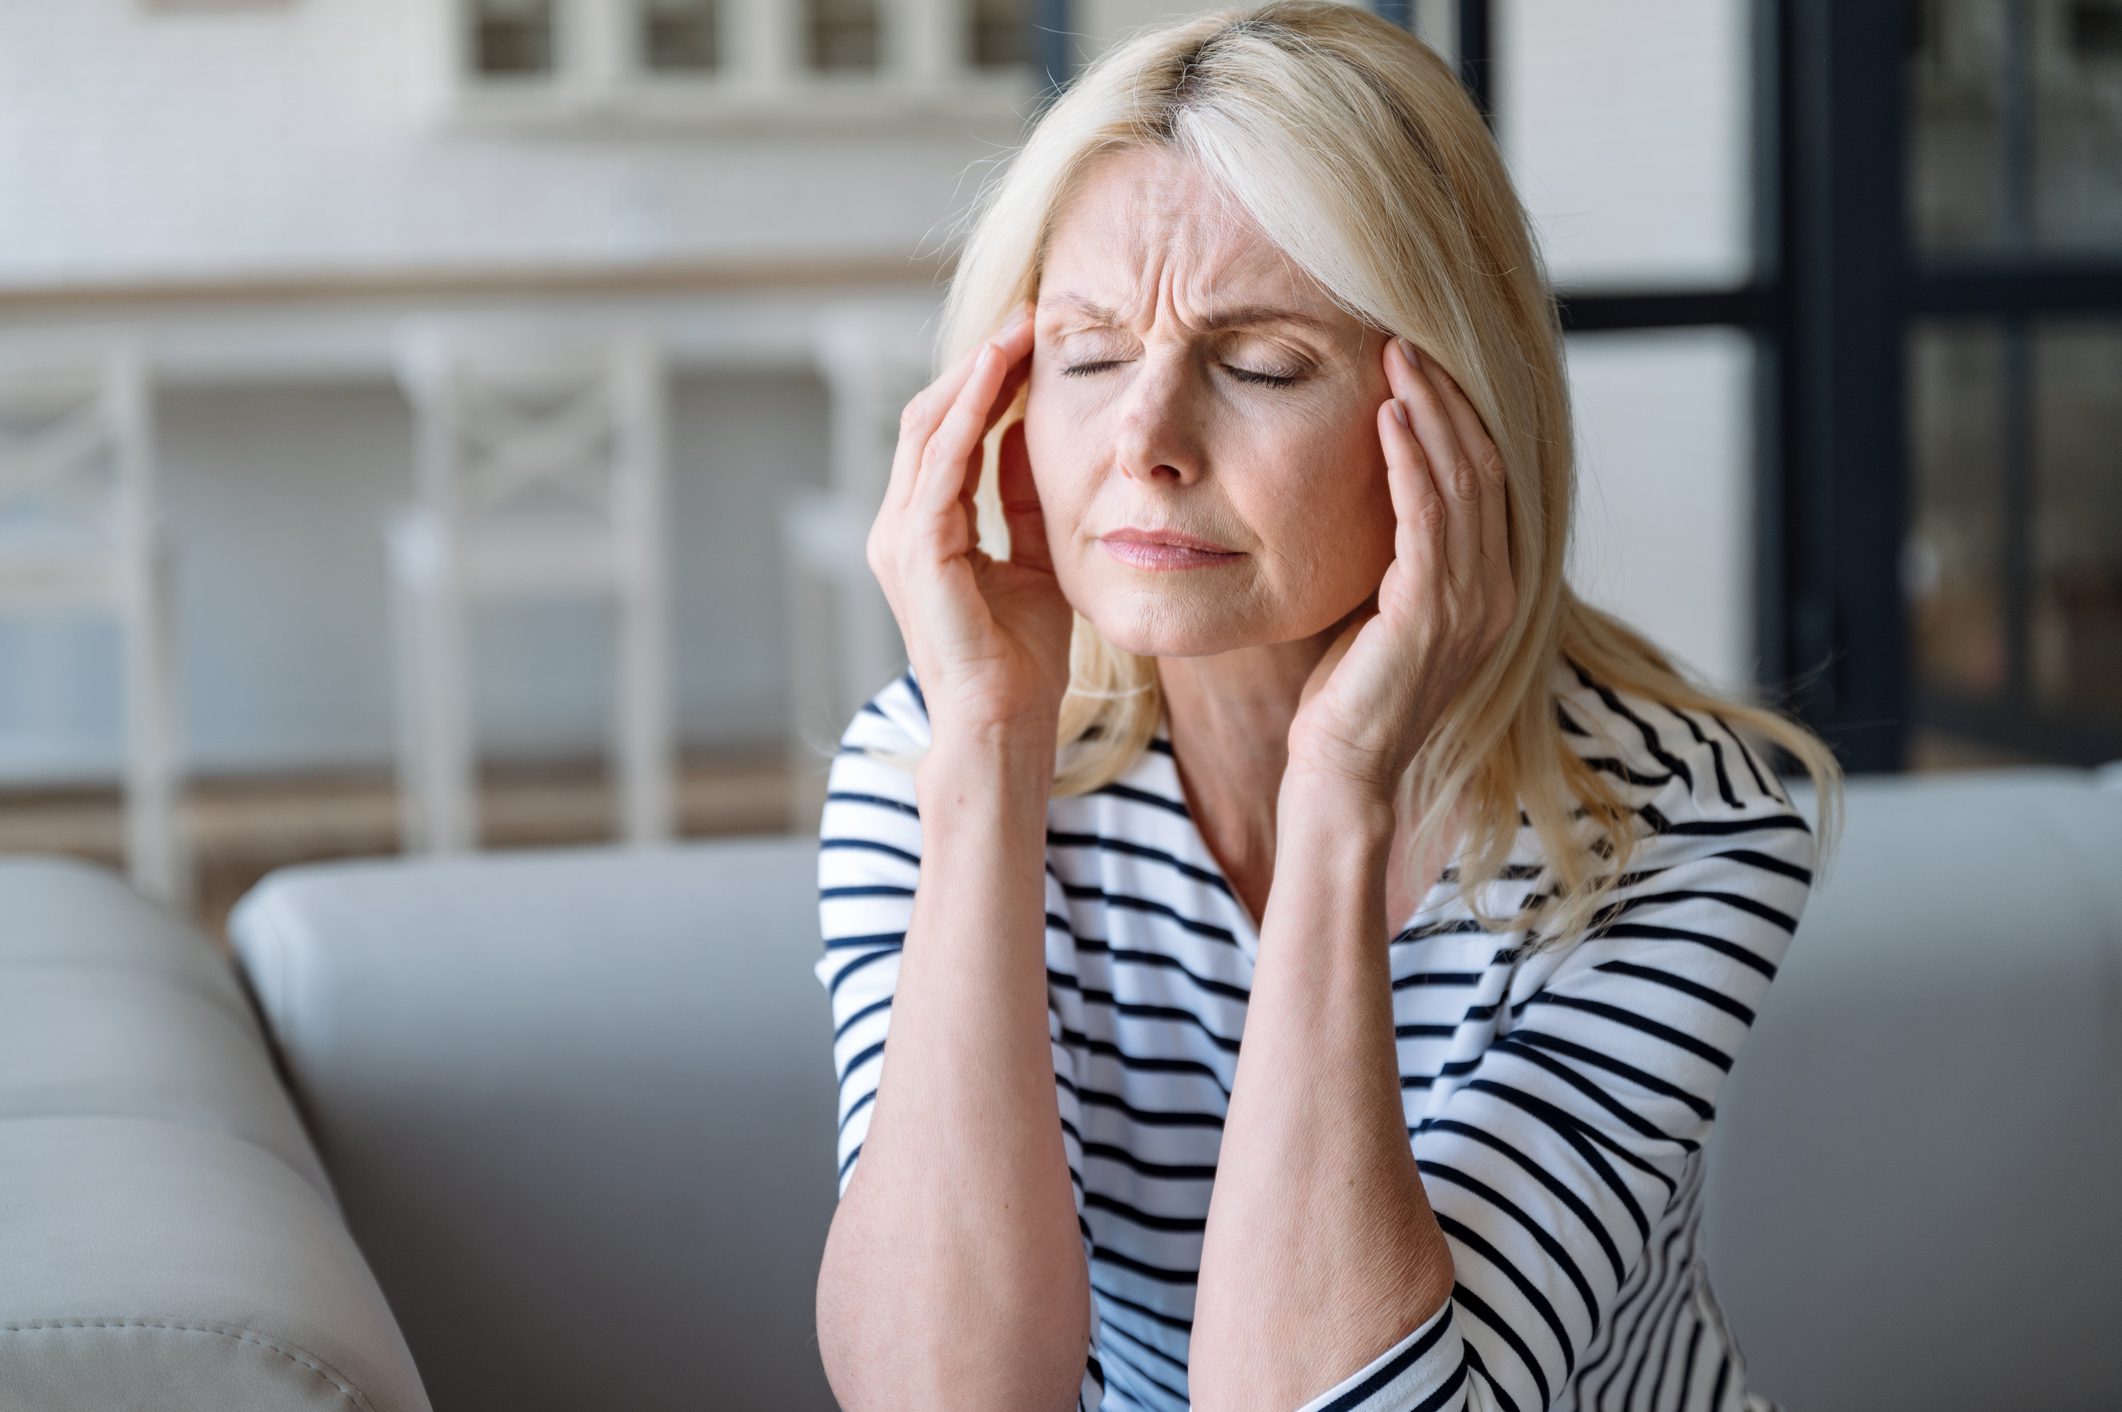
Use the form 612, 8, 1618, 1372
1059, 360, 1300, 388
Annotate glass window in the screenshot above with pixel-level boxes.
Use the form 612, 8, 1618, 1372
806, 0, 883, 73
2033, 0, 2122, 251
969, 0, 1032, 70
1910, 0, 2122, 255
469, 0, 557, 77
1560, 327, 1760, 692
1906, 322, 2011, 700
640, 0, 720, 74
1908, 0, 2013, 253
2030, 321, 2122, 720
1494, 0, 1755, 290
1905, 318, 2122, 761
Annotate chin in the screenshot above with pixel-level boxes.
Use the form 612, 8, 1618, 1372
1076, 585, 1261, 659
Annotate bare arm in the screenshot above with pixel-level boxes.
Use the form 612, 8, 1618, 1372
815, 732, 1092, 1412
1188, 774, 1456, 1411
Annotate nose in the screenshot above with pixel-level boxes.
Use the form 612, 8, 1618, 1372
1111, 352, 1205, 486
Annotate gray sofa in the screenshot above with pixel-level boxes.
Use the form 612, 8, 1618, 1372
3, 764, 2119, 1411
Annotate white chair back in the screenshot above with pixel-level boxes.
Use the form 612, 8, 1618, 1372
805, 297, 944, 719
812, 298, 944, 512
0, 329, 153, 557
0, 327, 189, 908
393, 319, 665, 552
385, 316, 675, 853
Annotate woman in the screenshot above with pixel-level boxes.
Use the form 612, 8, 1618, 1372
812, 4, 1845, 1409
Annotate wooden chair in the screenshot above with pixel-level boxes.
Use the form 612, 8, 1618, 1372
0, 328, 190, 907
386, 318, 675, 854
780, 297, 938, 824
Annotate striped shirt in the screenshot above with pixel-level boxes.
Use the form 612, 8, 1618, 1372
814, 653, 1814, 1411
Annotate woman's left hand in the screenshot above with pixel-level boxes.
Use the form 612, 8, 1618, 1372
1286, 334, 1517, 804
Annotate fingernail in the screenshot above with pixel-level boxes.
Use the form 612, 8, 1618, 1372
1397, 336, 1420, 369
1389, 399, 1409, 429
1004, 304, 1031, 332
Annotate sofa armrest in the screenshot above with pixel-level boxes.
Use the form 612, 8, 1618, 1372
1706, 769, 2122, 1408
226, 835, 839, 1412
0, 854, 432, 1412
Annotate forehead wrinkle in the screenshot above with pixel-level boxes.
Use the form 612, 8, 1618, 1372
1051, 289, 1335, 335
1041, 150, 1361, 352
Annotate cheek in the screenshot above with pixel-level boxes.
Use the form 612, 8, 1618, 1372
1275, 420, 1397, 583
1018, 382, 1086, 492
1018, 401, 1089, 528
1285, 406, 1392, 512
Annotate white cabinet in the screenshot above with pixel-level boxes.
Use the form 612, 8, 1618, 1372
437, 0, 1043, 131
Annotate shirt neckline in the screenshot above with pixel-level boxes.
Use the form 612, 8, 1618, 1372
1144, 711, 1263, 963
1143, 705, 1437, 965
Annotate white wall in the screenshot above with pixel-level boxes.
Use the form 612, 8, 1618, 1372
0, 0, 1214, 286
0, 0, 1765, 784
0, 2, 974, 283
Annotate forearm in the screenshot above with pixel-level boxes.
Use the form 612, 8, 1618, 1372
1189, 778, 1455, 1411
816, 733, 1091, 1412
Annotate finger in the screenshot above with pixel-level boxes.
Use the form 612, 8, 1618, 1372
886, 343, 986, 514
915, 338, 1015, 526
961, 343, 1034, 521
921, 314, 1034, 517
1378, 392, 1444, 599
1387, 336, 1482, 595
887, 302, 1034, 512
1413, 346, 1512, 578
995, 418, 1051, 573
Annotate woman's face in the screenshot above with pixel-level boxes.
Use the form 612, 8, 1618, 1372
1022, 144, 1397, 659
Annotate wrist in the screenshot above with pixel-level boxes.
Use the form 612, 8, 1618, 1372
1268, 782, 1398, 944
1279, 765, 1399, 836
917, 724, 1057, 805
1278, 804, 1396, 877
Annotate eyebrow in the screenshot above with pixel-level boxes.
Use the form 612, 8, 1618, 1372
1046, 291, 1337, 334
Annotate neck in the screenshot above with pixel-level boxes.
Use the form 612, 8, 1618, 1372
1154, 602, 1367, 890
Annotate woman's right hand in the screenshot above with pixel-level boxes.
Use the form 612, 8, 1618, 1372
865, 299, 1073, 750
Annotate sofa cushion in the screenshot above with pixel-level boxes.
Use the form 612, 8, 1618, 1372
0, 854, 432, 1412
1704, 769, 2122, 1409
0, 966, 335, 1205
0, 854, 255, 1032
0, 1118, 432, 1412
227, 835, 838, 1412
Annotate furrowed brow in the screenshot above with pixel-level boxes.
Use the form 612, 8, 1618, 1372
1049, 291, 1335, 334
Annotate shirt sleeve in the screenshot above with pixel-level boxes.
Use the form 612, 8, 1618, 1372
1291, 723, 1819, 1412
811, 667, 927, 1204
1050, 897, 1105, 1411
812, 665, 1107, 1410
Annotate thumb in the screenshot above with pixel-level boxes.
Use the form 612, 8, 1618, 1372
996, 419, 1051, 573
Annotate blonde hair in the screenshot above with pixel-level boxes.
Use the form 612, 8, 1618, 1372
876, 0, 1843, 950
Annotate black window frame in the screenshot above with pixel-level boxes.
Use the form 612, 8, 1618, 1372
1038, 1, 2122, 772
1896, 0, 2122, 766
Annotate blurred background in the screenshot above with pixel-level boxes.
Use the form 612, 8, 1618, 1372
1, 0, 2117, 939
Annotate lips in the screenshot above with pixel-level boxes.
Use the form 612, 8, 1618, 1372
1099, 528, 1243, 572
1102, 527, 1238, 554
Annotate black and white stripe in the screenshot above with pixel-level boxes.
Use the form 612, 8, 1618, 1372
815, 654, 1812, 1412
